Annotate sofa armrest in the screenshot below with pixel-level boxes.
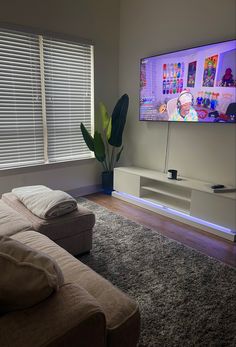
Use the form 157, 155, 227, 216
0, 283, 106, 347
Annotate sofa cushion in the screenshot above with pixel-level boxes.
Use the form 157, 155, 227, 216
0, 235, 64, 314
0, 283, 106, 347
12, 230, 140, 347
0, 200, 31, 237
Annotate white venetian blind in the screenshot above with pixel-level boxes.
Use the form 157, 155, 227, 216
43, 37, 93, 162
0, 29, 44, 169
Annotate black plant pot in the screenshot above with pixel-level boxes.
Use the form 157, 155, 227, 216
102, 171, 114, 195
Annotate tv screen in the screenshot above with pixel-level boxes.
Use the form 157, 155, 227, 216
139, 39, 236, 123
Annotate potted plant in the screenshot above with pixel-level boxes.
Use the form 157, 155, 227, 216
80, 94, 129, 194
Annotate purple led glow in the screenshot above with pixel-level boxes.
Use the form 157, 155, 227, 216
114, 191, 235, 235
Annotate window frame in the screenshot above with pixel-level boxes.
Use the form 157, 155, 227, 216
0, 23, 95, 171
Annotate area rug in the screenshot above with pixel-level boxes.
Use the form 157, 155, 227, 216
78, 198, 236, 347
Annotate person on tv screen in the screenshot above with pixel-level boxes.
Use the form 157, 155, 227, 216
170, 91, 198, 122
220, 68, 235, 87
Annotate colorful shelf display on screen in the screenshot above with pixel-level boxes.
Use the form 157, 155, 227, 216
139, 40, 236, 122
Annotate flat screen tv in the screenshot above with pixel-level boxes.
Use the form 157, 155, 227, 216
139, 39, 236, 122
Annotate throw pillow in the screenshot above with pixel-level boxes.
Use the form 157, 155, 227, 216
0, 235, 64, 314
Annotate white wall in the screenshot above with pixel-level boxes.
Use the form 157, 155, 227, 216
0, 0, 119, 194
119, 0, 236, 186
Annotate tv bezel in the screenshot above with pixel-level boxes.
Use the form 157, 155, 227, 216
139, 38, 236, 123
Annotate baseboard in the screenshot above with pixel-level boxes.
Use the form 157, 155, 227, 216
67, 184, 102, 198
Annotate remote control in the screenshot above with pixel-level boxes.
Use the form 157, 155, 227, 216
211, 184, 225, 189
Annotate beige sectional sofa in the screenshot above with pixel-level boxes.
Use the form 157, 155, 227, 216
0, 198, 140, 347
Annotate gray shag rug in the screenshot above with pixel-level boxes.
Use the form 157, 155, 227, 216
78, 198, 236, 347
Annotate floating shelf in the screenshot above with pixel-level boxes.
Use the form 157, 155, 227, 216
143, 193, 190, 214
113, 166, 236, 242
141, 184, 191, 203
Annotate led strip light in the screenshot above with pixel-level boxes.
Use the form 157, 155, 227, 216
114, 191, 235, 236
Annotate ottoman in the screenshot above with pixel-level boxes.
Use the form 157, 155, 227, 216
2, 192, 95, 256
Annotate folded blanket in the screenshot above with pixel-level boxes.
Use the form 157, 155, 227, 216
12, 186, 77, 219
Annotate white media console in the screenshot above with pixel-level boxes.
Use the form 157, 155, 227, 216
112, 167, 236, 241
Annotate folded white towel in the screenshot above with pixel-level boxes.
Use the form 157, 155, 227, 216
12, 186, 77, 219
12, 185, 52, 199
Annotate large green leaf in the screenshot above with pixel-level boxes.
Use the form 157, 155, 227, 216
116, 146, 124, 163
108, 94, 129, 147
94, 131, 106, 163
100, 102, 109, 129
80, 123, 94, 151
106, 117, 112, 140
100, 102, 112, 140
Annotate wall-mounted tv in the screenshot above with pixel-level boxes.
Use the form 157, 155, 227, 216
139, 39, 236, 123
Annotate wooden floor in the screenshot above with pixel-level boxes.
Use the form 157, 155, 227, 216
86, 193, 236, 267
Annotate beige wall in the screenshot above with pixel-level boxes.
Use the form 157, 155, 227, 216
0, 0, 119, 194
119, 0, 236, 186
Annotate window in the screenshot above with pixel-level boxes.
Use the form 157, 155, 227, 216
0, 28, 94, 169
